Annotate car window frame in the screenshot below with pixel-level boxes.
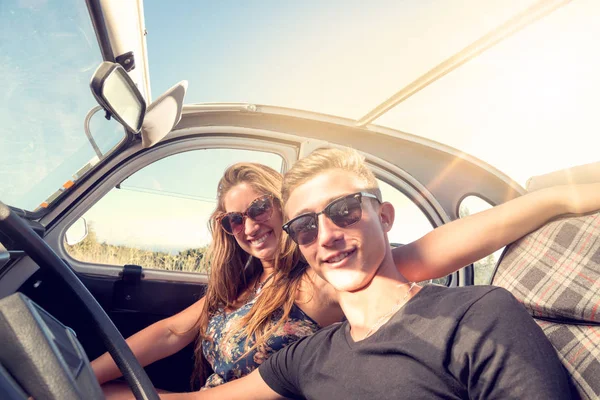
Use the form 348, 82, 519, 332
457, 193, 504, 285
43, 136, 297, 283
36, 137, 465, 288
366, 157, 461, 287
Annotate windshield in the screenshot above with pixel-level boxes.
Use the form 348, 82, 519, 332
0, 0, 126, 212
146, 0, 599, 186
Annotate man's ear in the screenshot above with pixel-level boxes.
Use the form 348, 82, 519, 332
378, 202, 395, 233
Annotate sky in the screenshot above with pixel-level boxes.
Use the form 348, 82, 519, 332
1, 0, 599, 252
145, 0, 600, 186
0, 0, 124, 210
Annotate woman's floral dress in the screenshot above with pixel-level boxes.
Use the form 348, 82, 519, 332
202, 294, 320, 388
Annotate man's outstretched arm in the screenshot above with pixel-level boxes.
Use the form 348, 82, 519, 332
159, 369, 284, 400
394, 182, 600, 282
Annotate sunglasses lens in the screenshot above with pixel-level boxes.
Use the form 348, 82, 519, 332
221, 213, 244, 235
288, 215, 318, 245
247, 196, 274, 222
285, 193, 368, 245
328, 196, 362, 227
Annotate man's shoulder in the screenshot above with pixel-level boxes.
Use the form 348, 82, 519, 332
305, 320, 347, 342
402, 285, 530, 345
414, 284, 521, 315
259, 319, 346, 377
421, 283, 512, 299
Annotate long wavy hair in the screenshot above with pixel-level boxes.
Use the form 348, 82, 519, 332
191, 162, 306, 387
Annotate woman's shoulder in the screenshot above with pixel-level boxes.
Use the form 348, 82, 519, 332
294, 270, 345, 327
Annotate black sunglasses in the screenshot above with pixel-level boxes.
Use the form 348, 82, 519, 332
282, 191, 380, 245
218, 194, 275, 235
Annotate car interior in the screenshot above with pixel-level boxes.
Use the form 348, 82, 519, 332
2, 161, 599, 399
1, 0, 599, 399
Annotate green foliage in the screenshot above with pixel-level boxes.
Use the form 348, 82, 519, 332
473, 254, 497, 285
458, 205, 471, 219
66, 224, 209, 274
458, 205, 499, 285
68, 219, 499, 284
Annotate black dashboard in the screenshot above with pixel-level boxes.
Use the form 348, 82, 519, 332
0, 293, 103, 399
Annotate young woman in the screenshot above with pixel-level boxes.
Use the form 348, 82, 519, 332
93, 163, 348, 396
93, 160, 590, 397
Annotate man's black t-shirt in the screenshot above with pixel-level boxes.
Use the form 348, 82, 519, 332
258, 285, 571, 399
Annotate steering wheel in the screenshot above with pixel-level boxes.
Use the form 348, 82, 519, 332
0, 201, 160, 400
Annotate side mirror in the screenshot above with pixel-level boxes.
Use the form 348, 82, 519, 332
90, 61, 146, 133
65, 217, 88, 247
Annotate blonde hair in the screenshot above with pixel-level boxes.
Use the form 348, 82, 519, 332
192, 162, 305, 387
282, 147, 381, 207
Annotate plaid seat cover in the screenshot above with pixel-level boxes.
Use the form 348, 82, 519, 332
492, 212, 600, 399
536, 321, 600, 399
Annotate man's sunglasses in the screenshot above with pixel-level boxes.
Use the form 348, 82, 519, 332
218, 194, 275, 235
282, 192, 380, 245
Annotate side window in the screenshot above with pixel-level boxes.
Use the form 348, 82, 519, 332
378, 180, 448, 285
458, 195, 505, 285
64, 148, 283, 274
378, 180, 433, 246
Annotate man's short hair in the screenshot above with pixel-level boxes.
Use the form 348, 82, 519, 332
282, 147, 382, 206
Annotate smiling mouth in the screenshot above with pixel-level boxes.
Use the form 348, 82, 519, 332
326, 249, 356, 263
250, 231, 271, 246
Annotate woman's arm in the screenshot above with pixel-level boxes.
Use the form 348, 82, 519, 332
394, 183, 600, 282
91, 296, 206, 384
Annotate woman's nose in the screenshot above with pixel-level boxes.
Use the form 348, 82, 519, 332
244, 216, 261, 236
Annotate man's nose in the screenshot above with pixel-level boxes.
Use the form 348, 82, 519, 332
317, 214, 343, 247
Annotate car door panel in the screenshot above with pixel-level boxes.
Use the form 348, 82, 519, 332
17, 266, 204, 392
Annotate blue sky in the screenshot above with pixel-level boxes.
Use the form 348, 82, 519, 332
145, 0, 537, 116
0, 0, 121, 209
144, 0, 600, 186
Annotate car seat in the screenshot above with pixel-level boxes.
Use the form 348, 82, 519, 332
491, 162, 600, 400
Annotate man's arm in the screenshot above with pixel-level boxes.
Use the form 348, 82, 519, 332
394, 183, 600, 282
451, 287, 571, 400
160, 327, 309, 400
159, 369, 284, 400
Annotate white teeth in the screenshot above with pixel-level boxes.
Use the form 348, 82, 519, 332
251, 232, 269, 245
328, 251, 351, 263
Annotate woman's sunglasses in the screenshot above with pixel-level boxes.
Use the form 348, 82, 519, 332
282, 192, 380, 245
218, 194, 275, 235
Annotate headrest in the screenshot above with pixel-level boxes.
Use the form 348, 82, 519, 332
141, 80, 188, 149
493, 211, 600, 324
526, 161, 600, 192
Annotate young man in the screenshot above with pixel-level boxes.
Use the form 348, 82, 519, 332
168, 147, 590, 399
